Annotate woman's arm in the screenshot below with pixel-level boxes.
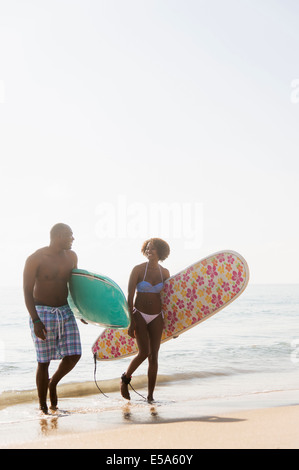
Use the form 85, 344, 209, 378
127, 265, 139, 338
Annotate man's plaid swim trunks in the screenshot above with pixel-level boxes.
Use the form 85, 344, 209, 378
30, 304, 82, 363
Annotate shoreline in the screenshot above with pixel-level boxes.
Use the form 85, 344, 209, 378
1, 387, 299, 449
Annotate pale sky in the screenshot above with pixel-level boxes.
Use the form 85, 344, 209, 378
0, 0, 298, 288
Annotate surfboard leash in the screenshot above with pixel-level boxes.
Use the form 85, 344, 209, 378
121, 372, 147, 401
128, 382, 147, 401
93, 354, 147, 401
93, 353, 109, 398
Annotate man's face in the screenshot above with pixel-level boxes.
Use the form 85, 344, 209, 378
59, 227, 74, 250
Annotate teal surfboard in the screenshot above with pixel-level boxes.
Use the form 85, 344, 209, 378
68, 269, 130, 328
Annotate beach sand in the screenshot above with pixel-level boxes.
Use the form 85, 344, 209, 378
8, 405, 299, 449
1, 388, 299, 449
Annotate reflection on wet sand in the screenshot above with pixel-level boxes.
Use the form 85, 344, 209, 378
39, 416, 58, 436
122, 402, 159, 423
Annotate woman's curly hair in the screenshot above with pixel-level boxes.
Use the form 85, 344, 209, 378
141, 238, 170, 261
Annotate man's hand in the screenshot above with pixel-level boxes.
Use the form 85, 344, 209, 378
34, 321, 47, 341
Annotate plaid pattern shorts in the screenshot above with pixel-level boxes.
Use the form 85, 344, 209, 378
30, 304, 82, 363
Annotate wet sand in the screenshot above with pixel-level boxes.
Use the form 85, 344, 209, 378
1, 387, 299, 449
5, 405, 299, 449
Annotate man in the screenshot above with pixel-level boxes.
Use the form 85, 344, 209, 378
23, 223, 82, 414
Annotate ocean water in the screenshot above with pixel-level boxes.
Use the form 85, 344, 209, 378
0, 284, 299, 415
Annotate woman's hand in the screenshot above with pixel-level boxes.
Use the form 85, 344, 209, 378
128, 320, 136, 338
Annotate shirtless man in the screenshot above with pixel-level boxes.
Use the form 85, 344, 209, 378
23, 223, 82, 414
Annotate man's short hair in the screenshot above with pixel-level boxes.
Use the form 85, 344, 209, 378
50, 223, 71, 240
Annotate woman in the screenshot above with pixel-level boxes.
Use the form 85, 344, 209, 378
120, 238, 170, 402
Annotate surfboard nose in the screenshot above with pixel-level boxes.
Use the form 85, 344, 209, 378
68, 269, 130, 329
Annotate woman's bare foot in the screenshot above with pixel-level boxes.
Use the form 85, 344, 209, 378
120, 373, 131, 400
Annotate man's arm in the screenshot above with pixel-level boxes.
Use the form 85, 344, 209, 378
68, 250, 88, 324
69, 250, 78, 270
23, 254, 47, 340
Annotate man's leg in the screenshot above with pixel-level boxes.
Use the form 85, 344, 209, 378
49, 354, 81, 409
36, 361, 50, 414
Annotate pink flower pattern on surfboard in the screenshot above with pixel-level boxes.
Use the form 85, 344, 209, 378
92, 251, 249, 361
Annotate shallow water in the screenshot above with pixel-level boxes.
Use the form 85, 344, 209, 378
1, 284, 299, 447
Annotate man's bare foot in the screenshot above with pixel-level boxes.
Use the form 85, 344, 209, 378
49, 379, 58, 410
39, 403, 49, 415
120, 373, 131, 400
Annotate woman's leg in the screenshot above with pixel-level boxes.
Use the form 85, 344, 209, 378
147, 314, 164, 402
120, 311, 150, 399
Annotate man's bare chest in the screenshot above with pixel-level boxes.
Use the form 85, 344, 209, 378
37, 254, 73, 282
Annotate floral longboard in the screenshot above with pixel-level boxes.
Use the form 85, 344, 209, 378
92, 250, 249, 361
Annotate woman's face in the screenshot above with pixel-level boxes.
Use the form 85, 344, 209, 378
145, 242, 159, 262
